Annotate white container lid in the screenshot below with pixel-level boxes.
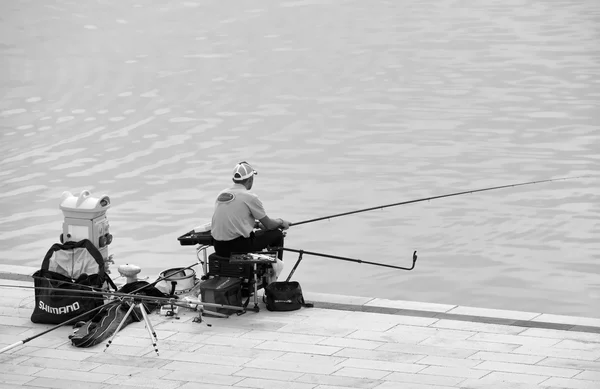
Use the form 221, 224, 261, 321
60, 190, 111, 218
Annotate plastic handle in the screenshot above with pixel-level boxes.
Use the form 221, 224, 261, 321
76, 190, 91, 207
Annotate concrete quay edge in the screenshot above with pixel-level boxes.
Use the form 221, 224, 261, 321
1, 263, 599, 334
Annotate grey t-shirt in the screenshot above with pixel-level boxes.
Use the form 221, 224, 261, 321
211, 184, 267, 241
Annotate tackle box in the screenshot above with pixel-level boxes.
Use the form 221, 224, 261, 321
200, 276, 242, 315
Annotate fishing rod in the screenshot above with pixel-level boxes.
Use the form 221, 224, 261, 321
0, 262, 202, 354
0, 286, 242, 355
15, 263, 200, 307
292, 175, 591, 226
0, 301, 111, 354
279, 248, 418, 271
0, 262, 205, 311
0, 284, 191, 305
129, 262, 200, 295
0, 296, 230, 355
29, 275, 116, 294
0, 283, 235, 315
26, 262, 199, 296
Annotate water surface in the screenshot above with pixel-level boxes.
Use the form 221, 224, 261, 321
1, 0, 599, 317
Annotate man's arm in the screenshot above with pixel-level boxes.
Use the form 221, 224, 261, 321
247, 194, 290, 230
259, 216, 291, 230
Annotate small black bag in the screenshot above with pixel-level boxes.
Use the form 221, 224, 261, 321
263, 281, 313, 312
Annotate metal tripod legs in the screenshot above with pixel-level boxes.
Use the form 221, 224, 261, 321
104, 300, 159, 356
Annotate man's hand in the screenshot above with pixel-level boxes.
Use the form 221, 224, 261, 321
259, 216, 291, 231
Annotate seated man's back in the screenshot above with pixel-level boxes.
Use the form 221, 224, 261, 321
210, 161, 290, 259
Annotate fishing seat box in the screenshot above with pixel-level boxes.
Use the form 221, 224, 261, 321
200, 276, 242, 315
207, 253, 269, 298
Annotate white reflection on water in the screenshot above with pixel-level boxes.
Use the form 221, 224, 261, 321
1, 0, 599, 317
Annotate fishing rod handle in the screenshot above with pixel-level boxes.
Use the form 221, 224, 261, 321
0, 341, 24, 354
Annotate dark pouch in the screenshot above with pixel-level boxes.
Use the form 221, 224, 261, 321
263, 281, 313, 312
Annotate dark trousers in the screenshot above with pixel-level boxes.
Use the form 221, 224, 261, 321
213, 229, 284, 260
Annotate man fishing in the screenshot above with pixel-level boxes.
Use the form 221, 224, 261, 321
211, 161, 291, 259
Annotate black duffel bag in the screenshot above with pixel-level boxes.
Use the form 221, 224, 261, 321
263, 281, 313, 312
31, 240, 114, 324
31, 269, 105, 324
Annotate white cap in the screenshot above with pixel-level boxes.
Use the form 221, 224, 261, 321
232, 161, 257, 181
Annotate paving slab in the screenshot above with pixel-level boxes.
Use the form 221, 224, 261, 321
1, 265, 600, 388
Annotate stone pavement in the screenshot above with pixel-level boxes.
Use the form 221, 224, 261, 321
1, 265, 599, 389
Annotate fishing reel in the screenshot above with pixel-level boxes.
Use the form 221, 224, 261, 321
159, 304, 180, 319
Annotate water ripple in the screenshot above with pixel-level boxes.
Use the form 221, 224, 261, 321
1, 0, 598, 318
